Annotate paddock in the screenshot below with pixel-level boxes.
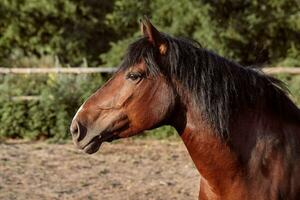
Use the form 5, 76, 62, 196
0, 139, 198, 200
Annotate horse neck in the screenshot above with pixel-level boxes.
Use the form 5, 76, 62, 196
176, 99, 300, 198
173, 100, 245, 197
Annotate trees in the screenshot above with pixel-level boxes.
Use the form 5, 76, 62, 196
101, 0, 300, 67
0, 0, 115, 67
0, 0, 299, 67
0, 0, 299, 140
204, 0, 300, 66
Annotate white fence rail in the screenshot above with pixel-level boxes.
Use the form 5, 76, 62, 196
0, 67, 300, 75
3, 66, 299, 101
0, 67, 116, 74
263, 67, 300, 75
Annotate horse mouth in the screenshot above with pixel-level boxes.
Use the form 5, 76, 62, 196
82, 132, 120, 154
80, 117, 128, 154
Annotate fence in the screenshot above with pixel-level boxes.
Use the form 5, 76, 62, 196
0, 67, 300, 75
2, 66, 300, 101
0, 67, 116, 74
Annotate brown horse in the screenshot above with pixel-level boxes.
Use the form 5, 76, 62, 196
70, 18, 300, 200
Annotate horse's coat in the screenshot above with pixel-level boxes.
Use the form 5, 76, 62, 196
70, 18, 300, 200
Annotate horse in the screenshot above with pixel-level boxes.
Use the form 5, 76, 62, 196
70, 18, 300, 200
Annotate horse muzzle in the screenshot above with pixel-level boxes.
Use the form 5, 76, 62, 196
70, 112, 128, 154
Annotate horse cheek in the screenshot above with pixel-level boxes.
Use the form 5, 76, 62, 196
149, 88, 174, 125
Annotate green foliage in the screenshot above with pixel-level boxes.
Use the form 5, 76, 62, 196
289, 76, 300, 105
0, 72, 181, 141
0, 74, 106, 141
0, 100, 28, 138
202, 0, 300, 65
1, 72, 299, 141
101, 0, 217, 66
1, 0, 299, 67
101, 0, 300, 67
0, 0, 115, 67
143, 126, 178, 139
276, 74, 300, 105
0, 1, 300, 141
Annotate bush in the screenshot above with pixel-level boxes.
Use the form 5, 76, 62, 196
0, 73, 299, 141
275, 74, 300, 105
0, 73, 106, 141
0, 72, 179, 141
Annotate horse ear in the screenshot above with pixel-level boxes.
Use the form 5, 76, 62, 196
140, 17, 167, 55
140, 17, 160, 45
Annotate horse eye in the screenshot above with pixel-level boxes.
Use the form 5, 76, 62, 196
126, 72, 142, 81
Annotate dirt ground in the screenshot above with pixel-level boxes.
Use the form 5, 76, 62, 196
0, 139, 199, 200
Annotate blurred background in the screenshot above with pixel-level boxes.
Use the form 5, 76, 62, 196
0, 0, 299, 141
0, 0, 300, 140
0, 1, 300, 199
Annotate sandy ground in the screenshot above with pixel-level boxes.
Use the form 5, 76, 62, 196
0, 139, 199, 200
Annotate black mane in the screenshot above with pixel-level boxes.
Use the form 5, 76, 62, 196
120, 35, 300, 138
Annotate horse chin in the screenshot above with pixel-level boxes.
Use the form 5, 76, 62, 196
82, 137, 103, 154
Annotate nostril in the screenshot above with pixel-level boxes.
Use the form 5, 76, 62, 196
70, 120, 87, 142
78, 122, 87, 142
